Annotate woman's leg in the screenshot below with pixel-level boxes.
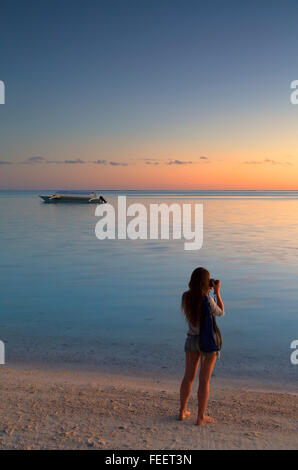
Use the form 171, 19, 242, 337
179, 351, 200, 420
196, 353, 217, 425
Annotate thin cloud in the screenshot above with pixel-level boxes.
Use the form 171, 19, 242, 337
144, 157, 209, 165
64, 159, 85, 164
109, 161, 128, 166
46, 159, 85, 164
243, 159, 293, 166
22, 156, 45, 164
0, 160, 13, 164
264, 159, 282, 165
198, 155, 210, 164
142, 158, 160, 165
93, 159, 107, 165
166, 160, 193, 165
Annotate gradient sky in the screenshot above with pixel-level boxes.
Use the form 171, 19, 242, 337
1, 0, 298, 189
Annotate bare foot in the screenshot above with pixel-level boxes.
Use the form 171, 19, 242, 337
178, 410, 191, 421
196, 415, 215, 426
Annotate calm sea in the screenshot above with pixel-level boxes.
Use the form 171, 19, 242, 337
0, 190, 297, 389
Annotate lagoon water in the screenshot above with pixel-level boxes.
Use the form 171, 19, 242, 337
0, 190, 297, 389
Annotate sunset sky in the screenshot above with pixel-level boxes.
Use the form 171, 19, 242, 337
1, 0, 298, 190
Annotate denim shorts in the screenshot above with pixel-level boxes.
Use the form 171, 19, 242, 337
184, 335, 220, 358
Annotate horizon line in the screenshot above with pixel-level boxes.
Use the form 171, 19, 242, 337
1, 188, 298, 192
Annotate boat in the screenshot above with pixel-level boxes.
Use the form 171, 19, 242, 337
40, 191, 107, 204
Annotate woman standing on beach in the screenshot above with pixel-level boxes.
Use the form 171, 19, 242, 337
179, 267, 225, 425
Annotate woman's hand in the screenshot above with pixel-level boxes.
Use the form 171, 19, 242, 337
213, 280, 221, 295
214, 280, 224, 312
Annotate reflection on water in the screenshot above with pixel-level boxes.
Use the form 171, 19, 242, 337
0, 191, 297, 388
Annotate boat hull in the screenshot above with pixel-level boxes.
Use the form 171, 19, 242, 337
40, 195, 104, 203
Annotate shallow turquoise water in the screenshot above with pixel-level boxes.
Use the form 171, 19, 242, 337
0, 190, 297, 387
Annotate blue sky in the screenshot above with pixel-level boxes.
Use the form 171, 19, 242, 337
1, 0, 298, 189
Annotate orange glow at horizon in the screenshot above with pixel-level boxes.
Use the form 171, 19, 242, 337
0, 155, 297, 190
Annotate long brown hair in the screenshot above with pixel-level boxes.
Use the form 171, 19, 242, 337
181, 267, 210, 328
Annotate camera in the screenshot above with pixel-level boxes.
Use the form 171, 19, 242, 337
209, 278, 219, 288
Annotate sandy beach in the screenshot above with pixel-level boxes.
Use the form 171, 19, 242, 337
0, 366, 297, 450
